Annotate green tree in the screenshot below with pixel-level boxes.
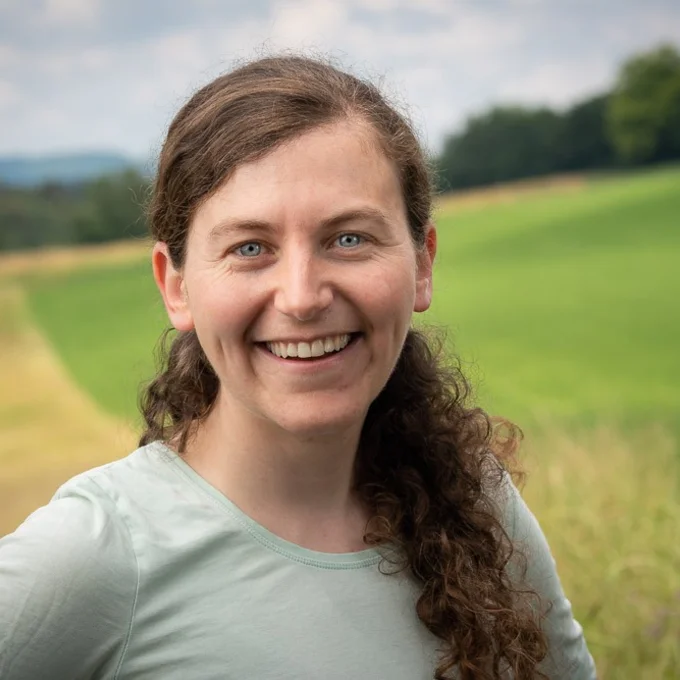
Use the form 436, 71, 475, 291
0, 183, 78, 250
607, 44, 680, 163
437, 106, 563, 190
80, 170, 148, 243
0, 170, 150, 252
557, 94, 615, 171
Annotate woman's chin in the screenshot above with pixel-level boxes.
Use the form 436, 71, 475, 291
263, 401, 368, 441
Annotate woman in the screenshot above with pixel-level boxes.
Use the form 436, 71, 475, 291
0, 56, 596, 679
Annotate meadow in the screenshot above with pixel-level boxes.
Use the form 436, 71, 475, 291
1, 165, 679, 678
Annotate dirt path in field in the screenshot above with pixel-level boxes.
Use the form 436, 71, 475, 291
0, 284, 136, 536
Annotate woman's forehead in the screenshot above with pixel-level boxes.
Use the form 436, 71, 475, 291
190, 122, 405, 236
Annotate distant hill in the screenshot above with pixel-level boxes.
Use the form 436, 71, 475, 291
0, 152, 146, 187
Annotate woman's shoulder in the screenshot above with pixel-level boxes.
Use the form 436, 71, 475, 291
0, 452, 146, 679
0, 446, 154, 596
484, 463, 597, 679
52, 439, 172, 503
5, 441, 181, 559
0, 439, 231, 579
0, 444, 172, 611
480, 458, 536, 542
1, 447, 148, 570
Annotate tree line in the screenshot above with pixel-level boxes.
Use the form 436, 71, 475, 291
1, 44, 679, 252
436, 44, 680, 190
0, 170, 149, 252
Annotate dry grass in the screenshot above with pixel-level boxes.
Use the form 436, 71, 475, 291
522, 424, 680, 679
0, 285, 136, 535
0, 240, 145, 535
435, 173, 586, 214
0, 238, 149, 280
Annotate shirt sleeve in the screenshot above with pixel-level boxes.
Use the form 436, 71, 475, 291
0, 476, 138, 680
500, 474, 597, 679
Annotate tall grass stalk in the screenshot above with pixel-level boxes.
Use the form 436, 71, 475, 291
521, 424, 680, 679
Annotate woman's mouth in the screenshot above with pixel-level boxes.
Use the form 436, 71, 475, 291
263, 333, 360, 360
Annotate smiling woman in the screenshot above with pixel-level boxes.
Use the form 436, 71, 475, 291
152, 120, 431, 444
0, 56, 596, 680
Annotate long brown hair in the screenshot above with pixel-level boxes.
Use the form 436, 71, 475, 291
141, 55, 548, 679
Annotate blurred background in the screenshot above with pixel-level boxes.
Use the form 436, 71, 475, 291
1, 1, 679, 677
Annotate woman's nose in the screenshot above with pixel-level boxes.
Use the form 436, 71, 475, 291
273, 253, 333, 322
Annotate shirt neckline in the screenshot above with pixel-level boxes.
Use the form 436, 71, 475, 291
152, 441, 383, 570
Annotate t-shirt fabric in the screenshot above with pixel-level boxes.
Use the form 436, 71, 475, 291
0, 442, 596, 679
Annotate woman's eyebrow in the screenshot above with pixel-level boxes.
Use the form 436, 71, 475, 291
320, 207, 391, 229
207, 207, 390, 242
207, 219, 272, 243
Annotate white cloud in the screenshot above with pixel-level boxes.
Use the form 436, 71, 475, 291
147, 31, 212, 74
0, 45, 19, 70
348, 0, 450, 12
42, 0, 102, 26
499, 60, 615, 108
0, 80, 21, 110
270, 0, 350, 46
0, 0, 678, 155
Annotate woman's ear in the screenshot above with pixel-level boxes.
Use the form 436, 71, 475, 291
152, 242, 194, 331
414, 223, 436, 313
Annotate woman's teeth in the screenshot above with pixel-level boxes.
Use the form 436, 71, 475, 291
266, 334, 351, 359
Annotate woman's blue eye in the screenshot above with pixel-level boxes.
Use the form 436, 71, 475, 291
336, 234, 362, 248
236, 242, 262, 257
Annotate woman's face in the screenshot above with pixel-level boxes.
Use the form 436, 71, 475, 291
154, 121, 436, 439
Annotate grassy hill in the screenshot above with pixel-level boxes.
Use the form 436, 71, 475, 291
428, 164, 680, 432
23, 165, 680, 434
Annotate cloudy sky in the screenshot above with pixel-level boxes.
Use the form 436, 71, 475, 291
1, 0, 679, 159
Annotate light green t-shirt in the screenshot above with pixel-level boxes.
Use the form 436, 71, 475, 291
0, 442, 595, 679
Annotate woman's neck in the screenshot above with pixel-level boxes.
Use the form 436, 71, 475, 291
181, 394, 370, 553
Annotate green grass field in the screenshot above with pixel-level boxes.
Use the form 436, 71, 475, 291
19, 165, 680, 678
25, 165, 680, 432
428, 165, 680, 432
25, 259, 163, 423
